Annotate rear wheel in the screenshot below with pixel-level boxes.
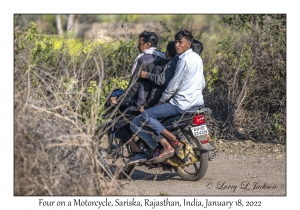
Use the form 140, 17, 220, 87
175, 131, 209, 181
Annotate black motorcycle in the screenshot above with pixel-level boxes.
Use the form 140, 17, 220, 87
100, 96, 216, 181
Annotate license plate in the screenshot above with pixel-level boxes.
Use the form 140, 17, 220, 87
191, 125, 209, 137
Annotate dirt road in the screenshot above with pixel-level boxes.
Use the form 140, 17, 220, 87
117, 140, 286, 196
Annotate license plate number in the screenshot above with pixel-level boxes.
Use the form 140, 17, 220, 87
191, 125, 209, 137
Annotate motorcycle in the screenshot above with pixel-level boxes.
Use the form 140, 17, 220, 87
100, 96, 216, 181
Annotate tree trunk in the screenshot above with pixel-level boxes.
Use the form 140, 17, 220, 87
56, 15, 63, 35
74, 15, 80, 37
66, 14, 75, 34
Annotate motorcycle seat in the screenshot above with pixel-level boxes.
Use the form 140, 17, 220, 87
161, 106, 203, 126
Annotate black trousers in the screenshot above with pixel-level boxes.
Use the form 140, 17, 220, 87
114, 114, 137, 144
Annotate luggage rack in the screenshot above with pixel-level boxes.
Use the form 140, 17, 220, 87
163, 107, 211, 130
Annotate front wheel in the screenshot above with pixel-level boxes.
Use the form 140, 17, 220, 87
175, 131, 209, 181
105, 132, 135, 179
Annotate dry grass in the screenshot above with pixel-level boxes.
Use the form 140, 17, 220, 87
13, 41, 129, 196
14, 97, 125, 195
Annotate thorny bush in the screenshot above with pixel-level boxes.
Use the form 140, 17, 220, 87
203, 14, 286, 142
14, 22, 136, 195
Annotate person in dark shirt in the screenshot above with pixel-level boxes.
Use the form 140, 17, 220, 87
140, 39, 203, 86
124, 40, 178, 164
110, 31, 165, 112
108, 31, 165, 162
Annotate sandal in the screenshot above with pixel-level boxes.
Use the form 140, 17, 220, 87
169, 139, 184, 152
151, 151, 174, 164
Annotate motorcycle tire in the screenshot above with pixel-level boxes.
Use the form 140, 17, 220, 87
175, 131, 209, 181
101, 132, 133, 180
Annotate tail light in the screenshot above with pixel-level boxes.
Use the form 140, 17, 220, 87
193, 114, 205, 125
201, 140, 209, 144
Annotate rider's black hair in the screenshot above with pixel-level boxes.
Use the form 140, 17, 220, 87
175, 29, 193, 44
191, 39, 203, 55
166, 41, 177, 58
139, 31, 159, 47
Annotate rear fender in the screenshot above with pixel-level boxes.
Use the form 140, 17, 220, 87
195, 134, 215, 151
184, 128, 215, 151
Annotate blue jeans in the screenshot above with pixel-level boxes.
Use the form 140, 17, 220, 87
130, 103, 184, 149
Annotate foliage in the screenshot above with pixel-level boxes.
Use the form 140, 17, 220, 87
203, 14, 286, 141
14, 20, 137, 124
14, 21, 135, 195
15, 15, 286, 141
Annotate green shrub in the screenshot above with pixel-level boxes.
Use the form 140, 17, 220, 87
203, 14, 286, 142
15, 15, 286, 143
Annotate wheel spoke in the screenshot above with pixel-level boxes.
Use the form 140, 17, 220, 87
193, 162, 199, 171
